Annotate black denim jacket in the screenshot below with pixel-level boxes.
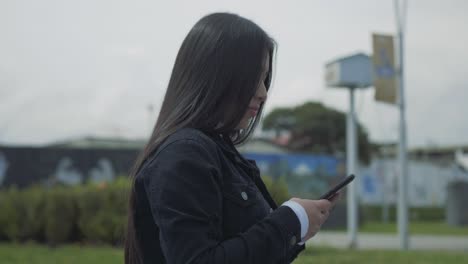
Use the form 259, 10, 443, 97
133, 128, 305, 263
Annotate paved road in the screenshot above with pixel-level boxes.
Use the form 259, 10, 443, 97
307, 232, 468, 251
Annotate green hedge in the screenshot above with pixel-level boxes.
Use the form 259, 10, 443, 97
261, 176, 290, 205
361, 205, 445, 223
76, 179, 128, 245
0, 186, 47, 242
0, 178, 129, 246
0, 176, 289, 246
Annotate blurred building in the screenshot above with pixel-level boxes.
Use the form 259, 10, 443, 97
5, 133, 466, 209
359, 144, 468, 207
0, 136, 144, 188
237, 137, 290, 154
50, 136, 146, 149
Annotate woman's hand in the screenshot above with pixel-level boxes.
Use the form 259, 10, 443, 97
290, 193, 340, 241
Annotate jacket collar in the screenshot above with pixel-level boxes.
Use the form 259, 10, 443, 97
202, 130, 278, 209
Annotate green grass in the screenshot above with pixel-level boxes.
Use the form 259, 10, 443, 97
1, 244, 467, 264
296, 246, 468, 264
0, 243, 123, 264
357, 221, 468, 236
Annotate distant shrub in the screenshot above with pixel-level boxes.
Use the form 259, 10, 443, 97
0, 176, 291, 246
261, 175, 290, 205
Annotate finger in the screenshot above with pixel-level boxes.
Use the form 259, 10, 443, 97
319, 211, 328, 225
316, 199, 332, 211
290, 197, 301, 202
314, 222, 322, 232
321, 209, 330, 219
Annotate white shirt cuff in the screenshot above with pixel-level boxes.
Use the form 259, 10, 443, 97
281, 200, 309, 243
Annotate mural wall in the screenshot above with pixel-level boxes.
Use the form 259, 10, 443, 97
0, 146, 138, 188
243, 152, 346, 199
4, 145, 464, 208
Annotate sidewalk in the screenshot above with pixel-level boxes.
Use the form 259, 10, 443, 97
307, 232, 468, 251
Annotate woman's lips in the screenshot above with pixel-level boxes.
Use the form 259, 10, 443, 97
248, 107, 259, 116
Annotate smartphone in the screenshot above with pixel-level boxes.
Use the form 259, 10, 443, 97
319, 174, 355, 200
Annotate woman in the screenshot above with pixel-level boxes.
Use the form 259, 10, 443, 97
125, 12, 339, 264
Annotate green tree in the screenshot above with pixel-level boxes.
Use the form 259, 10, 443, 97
263, 101, 371, 164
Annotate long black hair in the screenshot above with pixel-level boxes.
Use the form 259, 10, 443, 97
125, 12, 276, 264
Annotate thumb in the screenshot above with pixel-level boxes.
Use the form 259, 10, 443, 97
316, 199, 332, 211
329, 192, 341, 205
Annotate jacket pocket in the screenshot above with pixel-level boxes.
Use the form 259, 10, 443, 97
223, 182, 258, 207
222, 182, 271, 237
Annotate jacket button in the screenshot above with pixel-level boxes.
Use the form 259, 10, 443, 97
290, 236, 297, 246
241, 191, 248, 200
270, 208, 273, 213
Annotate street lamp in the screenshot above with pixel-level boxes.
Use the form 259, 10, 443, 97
324, 53, 373, 248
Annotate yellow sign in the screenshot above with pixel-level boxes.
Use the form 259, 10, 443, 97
372, 34, 397, 104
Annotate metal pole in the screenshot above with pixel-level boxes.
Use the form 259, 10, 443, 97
347, 86, 358, 248
379, 160, 389, 223
395, 0, 409, 250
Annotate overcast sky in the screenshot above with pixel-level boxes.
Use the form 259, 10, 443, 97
1, 0, 467, 148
